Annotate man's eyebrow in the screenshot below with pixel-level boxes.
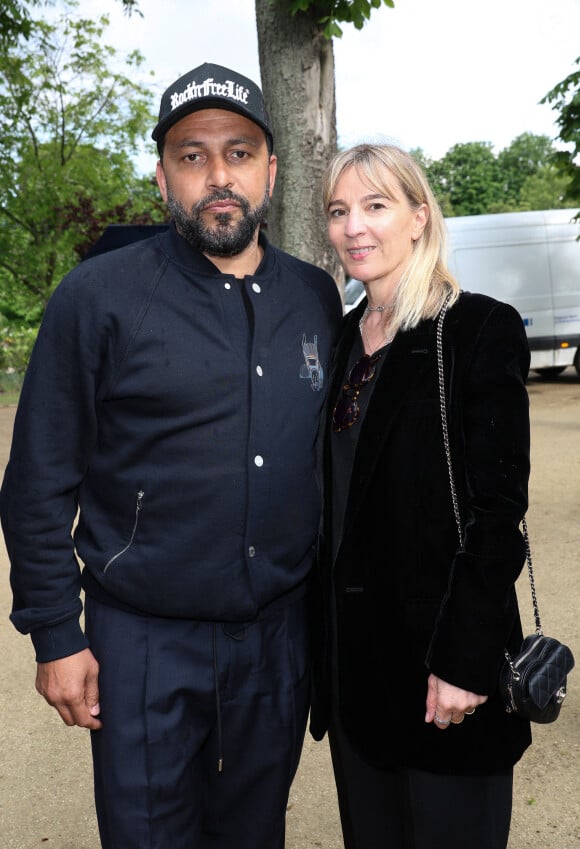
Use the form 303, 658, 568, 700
175, 135, 262, 150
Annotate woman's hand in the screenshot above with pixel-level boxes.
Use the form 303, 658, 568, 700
425, 673, 488, 730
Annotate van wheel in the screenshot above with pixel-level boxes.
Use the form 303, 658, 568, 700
574, 348, 580, 378
534, 367, 566, 379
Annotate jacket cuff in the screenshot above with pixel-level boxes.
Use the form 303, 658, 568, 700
31, 619, 90, 663
425, 552, 514, 694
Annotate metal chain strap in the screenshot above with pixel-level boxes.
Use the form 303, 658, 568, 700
521, 516, 543, 635
435, 294, 542, 636
436, 293, 464, 549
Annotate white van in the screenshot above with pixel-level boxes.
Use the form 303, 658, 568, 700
446, 209, 580, 377
345, 209, 580, 377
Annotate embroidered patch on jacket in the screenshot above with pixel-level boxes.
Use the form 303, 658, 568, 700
300, 334, 324, 391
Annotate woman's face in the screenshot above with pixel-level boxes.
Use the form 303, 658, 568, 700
327, 165, 427, 293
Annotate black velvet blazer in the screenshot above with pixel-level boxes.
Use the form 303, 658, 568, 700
310, 291, 533, 775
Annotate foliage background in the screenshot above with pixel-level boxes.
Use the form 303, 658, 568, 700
0, 1, 168, 380
0, 1, 578, 380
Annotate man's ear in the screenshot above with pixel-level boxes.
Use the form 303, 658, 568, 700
267, 154, 278, 198
156, 160, 168, 203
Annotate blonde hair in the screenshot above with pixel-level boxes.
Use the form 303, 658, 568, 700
323, 143, 460, 330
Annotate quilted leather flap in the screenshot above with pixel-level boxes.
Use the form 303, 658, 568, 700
528, 642, 575, 709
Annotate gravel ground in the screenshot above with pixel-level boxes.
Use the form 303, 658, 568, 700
0, 368, 578, 848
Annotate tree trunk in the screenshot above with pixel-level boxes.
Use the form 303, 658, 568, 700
254, 0, 344, 287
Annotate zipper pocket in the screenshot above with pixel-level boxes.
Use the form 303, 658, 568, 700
512, 635, 545, 678
103, 490, 144, 574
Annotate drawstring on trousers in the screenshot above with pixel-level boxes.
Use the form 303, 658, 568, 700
212, 624, 224, 773
211, 622, 250, 773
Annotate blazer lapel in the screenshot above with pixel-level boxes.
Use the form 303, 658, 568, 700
340, 320, 436, 536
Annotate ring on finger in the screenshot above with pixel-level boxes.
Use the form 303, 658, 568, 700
451, 714, 464, 724
434, 713, 451, 726
465, 708, 476, 715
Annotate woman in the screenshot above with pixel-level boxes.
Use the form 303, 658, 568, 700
310, 144, 532, 849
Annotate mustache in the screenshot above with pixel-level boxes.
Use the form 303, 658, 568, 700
194, 189, 249, 214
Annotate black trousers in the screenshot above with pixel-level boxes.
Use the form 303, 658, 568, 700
329, 719, 513, 849
85, 594, 310, 849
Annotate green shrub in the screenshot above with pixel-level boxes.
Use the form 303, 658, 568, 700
0, 323, 39, 374
0, 370, 23, 405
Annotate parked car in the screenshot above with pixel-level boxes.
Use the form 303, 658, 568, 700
344, 277, 364, 313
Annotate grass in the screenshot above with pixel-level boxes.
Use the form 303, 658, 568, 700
0, 372, 23, 406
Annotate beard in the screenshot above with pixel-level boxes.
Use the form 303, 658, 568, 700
167, 185, 271, 257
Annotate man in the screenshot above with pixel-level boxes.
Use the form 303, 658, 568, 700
1, 63, 342, 849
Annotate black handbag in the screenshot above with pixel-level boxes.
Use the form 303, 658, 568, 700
499, 631, 574, 723
436, 294, 575, 724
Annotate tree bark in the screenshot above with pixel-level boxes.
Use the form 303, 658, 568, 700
254, 0, 344, 287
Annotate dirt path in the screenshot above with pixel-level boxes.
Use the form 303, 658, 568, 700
0, 369, 578, 849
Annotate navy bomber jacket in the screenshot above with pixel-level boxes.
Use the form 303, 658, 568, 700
1, 225, 342, 662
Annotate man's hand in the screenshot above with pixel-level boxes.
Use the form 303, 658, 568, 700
35, 648, 102, 730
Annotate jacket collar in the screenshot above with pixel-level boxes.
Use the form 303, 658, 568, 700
160, 222, 277, 280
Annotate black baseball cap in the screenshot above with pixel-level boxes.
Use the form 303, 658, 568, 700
152, 62, 273, 150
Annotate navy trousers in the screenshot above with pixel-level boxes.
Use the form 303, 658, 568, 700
84, 593, 310, 849
329, 718, 513, 849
